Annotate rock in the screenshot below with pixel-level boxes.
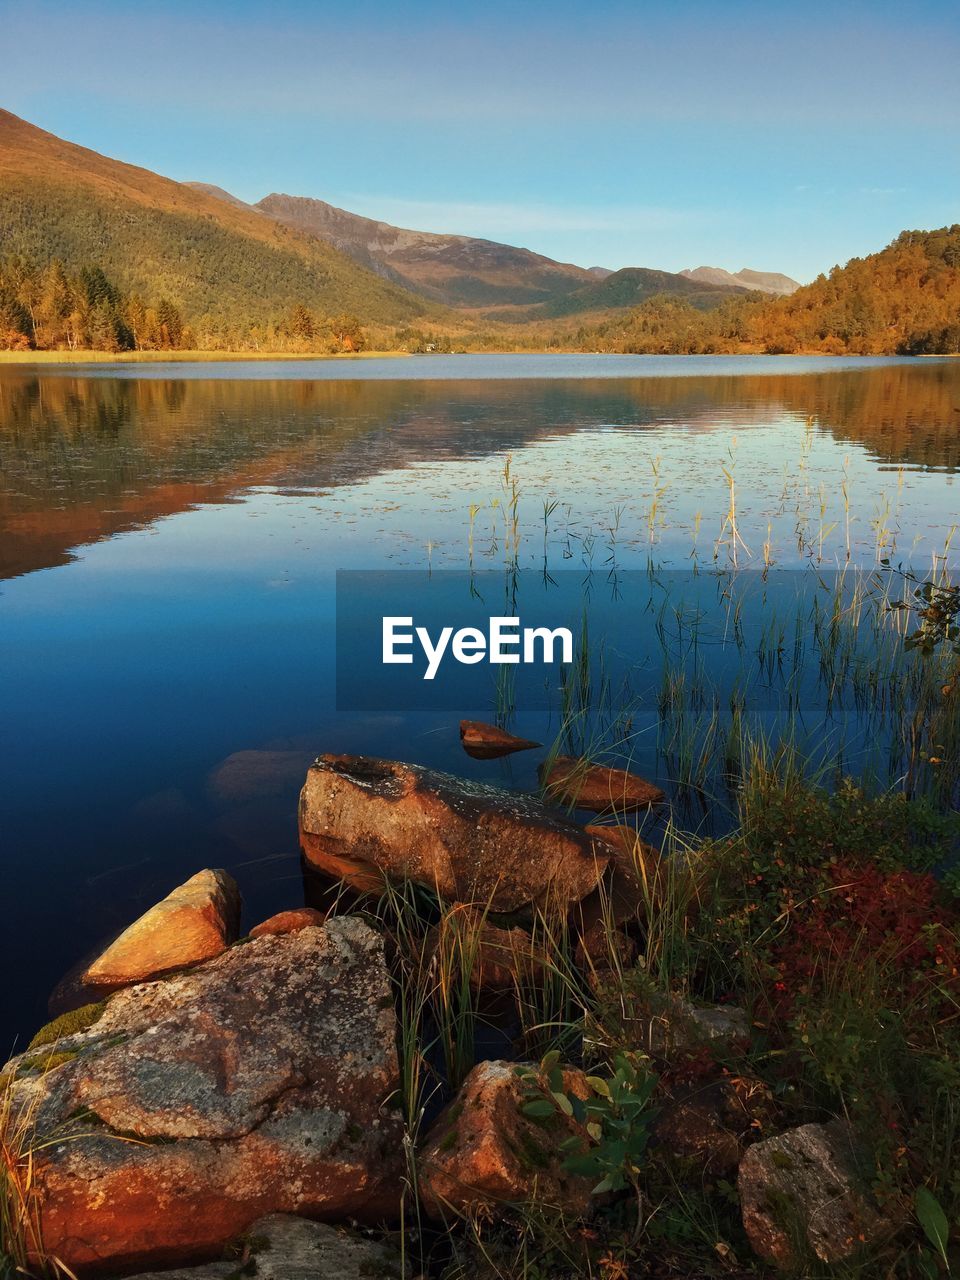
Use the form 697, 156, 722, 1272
583, 825, 698, 922
298, 755, 609, 912
572, 827, 687, 973
249, 907, 325, 939
419, 1059, 593, 1218
654, 1075, 775, 1175
539, 757, 666, 813
592, 988, 750, 1063
5, 917, 404, 1274
81, 869, 241, 995
738, 1121, 889, 1268
644, 996, 750, 1060
573, 918, 638, 977
122, 1214, 407, 1280
207, 749, 313, 805
427, 908, 544, 992
459, 720, 541, 759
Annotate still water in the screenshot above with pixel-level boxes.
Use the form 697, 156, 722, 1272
2, 354, 959, 1044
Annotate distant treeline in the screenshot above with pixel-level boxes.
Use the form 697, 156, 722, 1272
565, 225, 960, 356
0, 259, 368, 354
3, 224, 958, 357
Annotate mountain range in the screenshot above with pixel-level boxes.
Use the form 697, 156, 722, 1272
186, 184, 799, 313
2, 106, 953, 358
0, 108, 795, 333
680, 266, 799, 295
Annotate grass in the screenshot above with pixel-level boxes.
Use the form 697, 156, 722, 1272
1, 1066, 78, 1280
0, 348, 412, 364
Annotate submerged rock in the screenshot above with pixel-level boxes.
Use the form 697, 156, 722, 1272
5, 916, 403, 1274
206, 748, 313, 805
419, 1059, 593, 1218
298, 754, 609, 912
539, 756, 666, 813
459, 720, 541, 759
738, 1121, 890, 1268
122, 1214, 407, 1280
82, 868, 241, 995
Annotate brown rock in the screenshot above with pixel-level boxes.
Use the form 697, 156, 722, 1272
460, 720, 541, 760
654, 1075, 775, 1175
583, 825, 698, 922
573, 918, 638, 978
540, 757, 665, 813
82, 869, 241, 993
248, 907, 325, 939
121, 1214, 407, 1280
419, 1059, 593, 1217
6, 917, 404, 1274
207, 749, 312, 805
427, 908, 544, 992
298, 755, 609, 912
738, 1121, 890, 1268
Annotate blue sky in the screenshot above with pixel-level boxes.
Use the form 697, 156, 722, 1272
3, 0, 958, 281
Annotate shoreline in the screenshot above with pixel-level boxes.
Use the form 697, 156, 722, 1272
0, 348, 414, 365
1, 347, 953, 366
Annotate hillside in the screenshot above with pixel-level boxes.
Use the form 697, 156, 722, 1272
0, 109, 429, 341
750, 225, 960, 353
680, 265, 800, 295
253, 192, 596, 308
572, 226, 960, 355
509, 264, 748, 321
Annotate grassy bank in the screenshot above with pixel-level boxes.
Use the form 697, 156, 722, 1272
0, 348, 413, 365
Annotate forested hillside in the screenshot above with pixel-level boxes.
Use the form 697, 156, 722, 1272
572, 227, 960, 355
0, 109, 428, 349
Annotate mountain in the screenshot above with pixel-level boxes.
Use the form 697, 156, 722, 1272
0, 109, 428, 336
184, 182, 263, 214
252, 193, 596, 308
680, 266, 800, 295
515, 265, 750, 320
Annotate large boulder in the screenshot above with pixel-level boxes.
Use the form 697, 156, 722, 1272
298, 755, 609, 912
738, 1121, 890, 1268
419, 1059, 593, 1219
122, 1214, 407, 1280
4, 917, 404, 1275
539, 757, 665, 813
82, 868, 241, 994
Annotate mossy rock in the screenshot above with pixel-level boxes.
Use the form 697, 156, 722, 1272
28, 1001, 107, 1049
16, 1049, 79, 1077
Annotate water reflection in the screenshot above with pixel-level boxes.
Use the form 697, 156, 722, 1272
2, 360, 958, 579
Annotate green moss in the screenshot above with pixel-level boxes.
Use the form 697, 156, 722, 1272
28, 1001, 107, 1049
16, 1049, 79, 1077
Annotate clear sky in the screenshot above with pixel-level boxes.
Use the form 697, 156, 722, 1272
3, 0, 958, 282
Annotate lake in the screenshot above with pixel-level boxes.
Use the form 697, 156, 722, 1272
2, 353, 959, 1046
